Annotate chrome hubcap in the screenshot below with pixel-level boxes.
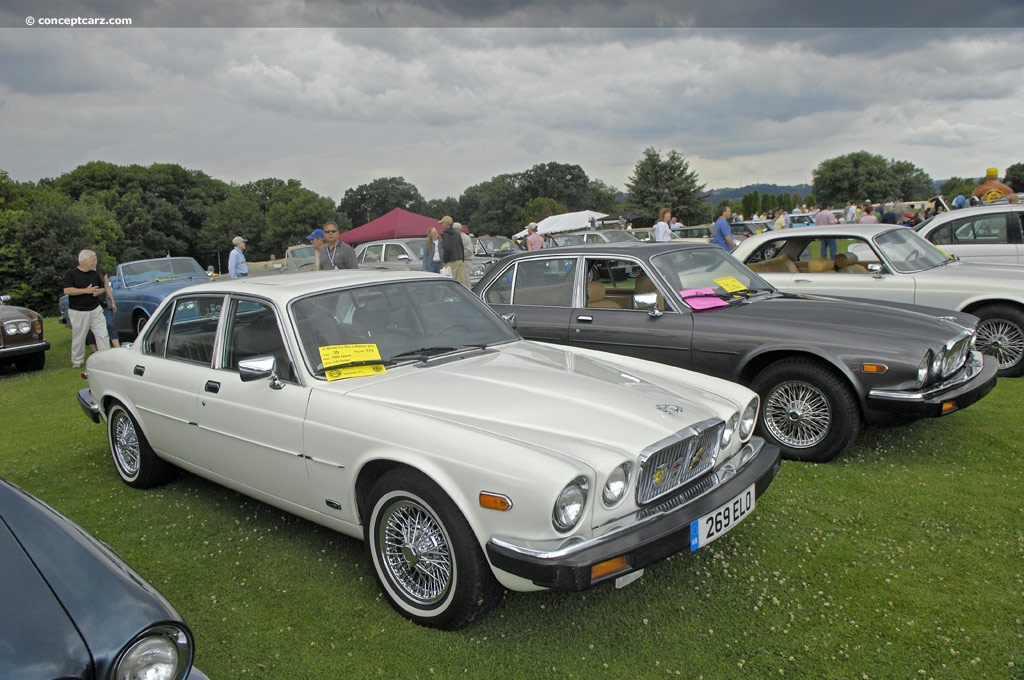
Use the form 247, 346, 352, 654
113, 412, 140, 475
764, 381, 831, 448
976, 318, 1024, 370
379, 500, 452, 605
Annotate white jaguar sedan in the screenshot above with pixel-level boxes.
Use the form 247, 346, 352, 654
78, 270, 780, 630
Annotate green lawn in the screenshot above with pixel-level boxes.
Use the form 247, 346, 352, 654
2, 321, 1021, 679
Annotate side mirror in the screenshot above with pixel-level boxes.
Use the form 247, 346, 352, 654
500, 312, 517, 329
0, 295, 10, 305
867, 263, 884, 275
397, 254, 411, 262
633, 291, 659, 311
239, 356, 284, 390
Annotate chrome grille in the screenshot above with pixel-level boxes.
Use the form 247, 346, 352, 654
636, 418, 724, 505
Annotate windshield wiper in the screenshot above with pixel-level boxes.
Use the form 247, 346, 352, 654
390, 343, 490, 363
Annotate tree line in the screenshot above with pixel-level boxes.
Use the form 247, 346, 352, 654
1, 152, 1019, 315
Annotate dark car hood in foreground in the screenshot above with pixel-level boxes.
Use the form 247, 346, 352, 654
717, 292, 977, 346
0, 479, 185, 679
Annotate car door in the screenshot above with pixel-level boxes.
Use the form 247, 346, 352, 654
927, 209, 1023, 264
569, 257, 694, 369
128, 294, 225, 466
478, 256, 576, 343
196, 297, 314, 507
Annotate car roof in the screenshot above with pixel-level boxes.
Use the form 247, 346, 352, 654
743, 224, 902, 240
499, 242, 713, 257
175, 270, 441, 300
356, 237, 423, 247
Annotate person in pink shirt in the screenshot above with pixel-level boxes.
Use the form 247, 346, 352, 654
525, 223, 544, 250
859, 203, 878, 224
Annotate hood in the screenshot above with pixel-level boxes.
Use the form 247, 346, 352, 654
722, 293, 974, 347
923, 260, 1024, 281
338, 341, 747, 468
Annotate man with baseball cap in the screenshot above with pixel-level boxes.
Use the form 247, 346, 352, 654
228, 236, 248, 278
306, 228, 325, 270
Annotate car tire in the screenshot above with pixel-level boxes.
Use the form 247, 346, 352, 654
751, 358, 861, 463
973, 304, 1024, 377
364, 468, 503, 630
106, 401, 174, 488
14, 352, 45, 372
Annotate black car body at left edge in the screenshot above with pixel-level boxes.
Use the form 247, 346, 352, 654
473, 242, 998, 463
0, 477, 207, 680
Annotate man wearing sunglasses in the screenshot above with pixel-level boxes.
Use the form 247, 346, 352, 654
318, 222, 357, 271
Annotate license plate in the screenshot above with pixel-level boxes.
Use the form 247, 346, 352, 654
689, 484, 755, 551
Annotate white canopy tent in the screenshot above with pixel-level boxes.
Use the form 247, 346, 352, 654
512, 210, 609, 238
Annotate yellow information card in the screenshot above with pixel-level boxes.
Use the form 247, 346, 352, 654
318, 343, 386, 381
713, 276, 748, 293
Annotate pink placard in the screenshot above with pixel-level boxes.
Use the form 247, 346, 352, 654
679, 288, 729, 310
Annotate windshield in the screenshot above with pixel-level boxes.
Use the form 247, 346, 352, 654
874, 228, 953, 272
119, 258, 208, 287
650, 247, 774, 301
290, 278, 520, 376
476, 237, 517, 255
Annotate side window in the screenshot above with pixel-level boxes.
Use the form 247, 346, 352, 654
224, 298, 294, 382
510, 258, 577, 306
384, 244, 406, 262
361, 244, 383, 264
929, 223, 953, 245
954, 215, 1008, 243
163, 296, 222, 365
141, 305, 173, 356
585, 258, 649, 310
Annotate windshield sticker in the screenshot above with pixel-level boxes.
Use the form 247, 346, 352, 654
319, 343, 387, 381
679, 288, 729, 310
714, 276, 748, 293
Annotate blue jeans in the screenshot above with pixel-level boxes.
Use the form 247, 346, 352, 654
822, 238, 838, 260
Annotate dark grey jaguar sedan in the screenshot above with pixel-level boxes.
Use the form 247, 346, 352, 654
473, 242, 997, 462
0, 477, 207, 680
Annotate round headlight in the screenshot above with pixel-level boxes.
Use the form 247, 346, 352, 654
602, 463, 632, 506
930, 350, 942, 382
552, 476, 589, 532
721, 412, 739, 448
17, 320, 31, 334
3, 322, 17, 336
917, 352, 932, 387
739, 397, 759, 439
113, 626, 190, 680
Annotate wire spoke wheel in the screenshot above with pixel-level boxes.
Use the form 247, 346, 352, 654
763, 380, 832, 448
379, 500, 453, 606
976, 317, 1024, 371
112, 410, 141, 477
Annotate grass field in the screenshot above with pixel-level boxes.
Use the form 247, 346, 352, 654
2, 321, 1021, 679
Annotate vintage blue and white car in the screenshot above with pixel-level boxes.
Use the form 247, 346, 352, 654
78, 270, 780, 629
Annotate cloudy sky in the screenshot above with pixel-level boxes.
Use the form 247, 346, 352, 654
2, 1, 1024, 204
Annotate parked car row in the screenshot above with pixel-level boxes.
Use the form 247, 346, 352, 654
353, 236, 519, 285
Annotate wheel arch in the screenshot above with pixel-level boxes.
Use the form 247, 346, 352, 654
737, 348, 866, 414
961, 297, 1024, 317
353, 458, 489, 551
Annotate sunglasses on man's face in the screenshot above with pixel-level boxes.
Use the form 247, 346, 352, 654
324, 230, 338, 234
